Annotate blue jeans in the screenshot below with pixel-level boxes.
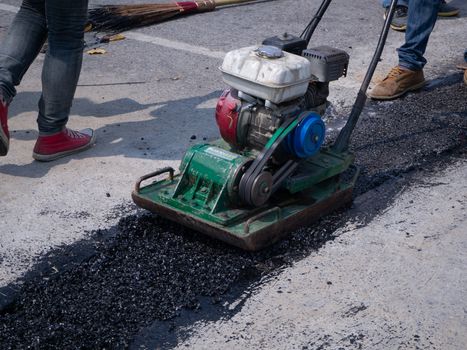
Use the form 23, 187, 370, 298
0, 0, 88, 134
398, 0, 440, 71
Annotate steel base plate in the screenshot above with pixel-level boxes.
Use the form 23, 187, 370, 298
132, 171, 357, 251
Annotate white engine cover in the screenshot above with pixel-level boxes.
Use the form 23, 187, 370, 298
220, 46, 312, 104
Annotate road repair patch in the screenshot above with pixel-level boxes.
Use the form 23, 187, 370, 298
0, 77, 466, 348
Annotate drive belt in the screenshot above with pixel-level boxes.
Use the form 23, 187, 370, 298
239, 113, 307, 207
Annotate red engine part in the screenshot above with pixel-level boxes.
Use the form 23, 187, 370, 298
215, 89, 241, 146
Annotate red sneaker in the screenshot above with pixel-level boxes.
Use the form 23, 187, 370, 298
0, 98, 9, 156
33, 128, 96, 162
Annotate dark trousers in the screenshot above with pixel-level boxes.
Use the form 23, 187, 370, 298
0, 0, 88, 134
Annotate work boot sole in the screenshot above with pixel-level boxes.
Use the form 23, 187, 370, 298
32, 133, 96, 162
438, 9, 459, 17
0, 127, 8, 156
368, 80, 426, 100
383, 12, 407, 32
390, 24, 406, 31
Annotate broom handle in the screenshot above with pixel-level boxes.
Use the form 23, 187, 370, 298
214, 0, 259, 6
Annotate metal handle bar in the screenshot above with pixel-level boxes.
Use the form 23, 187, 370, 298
134, 167, 175, 193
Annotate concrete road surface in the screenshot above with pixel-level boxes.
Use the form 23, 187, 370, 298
0, 0, 466, 348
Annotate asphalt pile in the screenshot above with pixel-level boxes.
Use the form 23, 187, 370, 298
0, 210, 342, 349
352, 82, 466, 193
0, 80, 466, 349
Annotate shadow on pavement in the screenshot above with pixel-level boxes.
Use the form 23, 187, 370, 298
0, 89, 223, 178
7, 91, 159, 120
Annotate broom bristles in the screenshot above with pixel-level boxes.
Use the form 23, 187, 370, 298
89, 4, 184, 32
88, 0, 263, 33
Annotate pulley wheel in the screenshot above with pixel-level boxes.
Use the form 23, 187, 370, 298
249, 171, 273, 207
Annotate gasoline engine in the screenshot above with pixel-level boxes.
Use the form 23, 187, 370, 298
215, 37, 349, 207
132, 0, 399, 250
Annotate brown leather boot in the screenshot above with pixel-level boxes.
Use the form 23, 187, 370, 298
368, 66, 426, 100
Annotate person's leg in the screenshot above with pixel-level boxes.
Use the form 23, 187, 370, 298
369, 0, 440, 100
32, 0, 96, 161
0, 95, 8, 156
0, 0, 47, 156
0, 0, 47, 103
36, 0, 88, 134
382, 0, 457, 15
381, 0, 456, 34
438, 0, 460, 17
398, 0, 440, 71
381, 0, 410, 32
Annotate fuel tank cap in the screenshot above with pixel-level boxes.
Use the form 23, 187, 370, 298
254, 45, 284, 59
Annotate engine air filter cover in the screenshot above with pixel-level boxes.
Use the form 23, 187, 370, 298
303, 46, 349, 82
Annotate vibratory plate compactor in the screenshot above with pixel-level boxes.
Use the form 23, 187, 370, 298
132, 0, 399, 250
